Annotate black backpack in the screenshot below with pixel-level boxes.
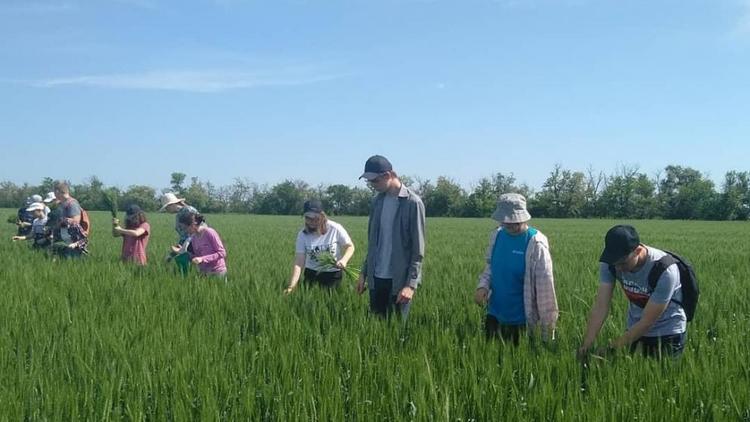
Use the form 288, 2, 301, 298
609, 250, 699, 322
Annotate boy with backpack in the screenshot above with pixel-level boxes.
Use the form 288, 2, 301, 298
50, 180, 89, 258
578, 225, 698, 359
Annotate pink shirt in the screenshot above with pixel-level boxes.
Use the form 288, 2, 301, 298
122, 222, 150, 265
191, 227, 227, 275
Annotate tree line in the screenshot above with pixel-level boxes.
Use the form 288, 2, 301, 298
1, 165, 749, 220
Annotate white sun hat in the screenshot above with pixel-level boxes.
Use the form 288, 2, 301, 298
159, 192, 185, 212
43, 192, 56, 203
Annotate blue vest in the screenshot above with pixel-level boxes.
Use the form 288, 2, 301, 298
488, 227, 537, 324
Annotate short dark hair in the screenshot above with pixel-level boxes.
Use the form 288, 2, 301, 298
178, 212, 205, 227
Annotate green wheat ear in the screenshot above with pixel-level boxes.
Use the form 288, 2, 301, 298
103, 190, 118, 219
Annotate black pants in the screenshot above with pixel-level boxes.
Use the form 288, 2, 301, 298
303, 268, 342, 288
484, 315, 525, 345
630, 332, 687, 358
369, 277, 411, 319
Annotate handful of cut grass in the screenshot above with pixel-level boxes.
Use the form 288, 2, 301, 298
103, 190, 118, 219
6, 214, 16, 224
316, 251, 361, 280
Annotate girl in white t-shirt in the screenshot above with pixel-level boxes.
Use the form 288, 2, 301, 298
284, 200, 355, 293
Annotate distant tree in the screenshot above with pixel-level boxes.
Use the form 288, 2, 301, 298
422, 176, 466, 217
121, 185, 158, 212
325, 184, 354, 216
720, 171, 750, 220
254, 180, 309, 215
533, 165, 588, 217
170, 172, 187, 195
658, 165, 717, 219
598, 166, 657, 218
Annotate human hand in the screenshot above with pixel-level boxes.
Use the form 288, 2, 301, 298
396, 286, 414, 304
356, 275, 366, 295
283, 286, 295, 295
192, 257, 203, 265
171, 245, 182, 254
335, 259, 347, 270
474, 287, 489, 306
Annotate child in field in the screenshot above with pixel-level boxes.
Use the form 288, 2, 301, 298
112, 204, 150, 265
11, 202, 51, 249
178, 212, 227, 277
475, 193, 558, 345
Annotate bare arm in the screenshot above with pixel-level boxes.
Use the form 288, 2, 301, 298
336, 243, 355, 268
609, 300, 669, 348
579, 282, 616, 353
284, 253, 306, 294
114, 226, 147, 238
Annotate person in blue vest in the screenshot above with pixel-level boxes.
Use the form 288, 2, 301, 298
475, 193, 558, 345
577, 225, 687, 359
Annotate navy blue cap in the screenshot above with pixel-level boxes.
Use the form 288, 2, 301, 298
600, 225, 640, 265
359, 155, 393, 180
303, 199, 323, 214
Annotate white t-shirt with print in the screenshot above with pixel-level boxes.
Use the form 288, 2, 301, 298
295, 220, 353, 272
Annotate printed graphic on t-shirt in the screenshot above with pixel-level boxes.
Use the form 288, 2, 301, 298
620, 278, 651, 308
307, 243, 337, 262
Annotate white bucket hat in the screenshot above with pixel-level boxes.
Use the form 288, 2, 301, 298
491, 193, 532, 223
26, 202, 45, 212
43, 192, 56, 203
159, 192, 185, 212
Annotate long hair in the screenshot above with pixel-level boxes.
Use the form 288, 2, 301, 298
303, 212, 328, 235
125, 211, 148, 229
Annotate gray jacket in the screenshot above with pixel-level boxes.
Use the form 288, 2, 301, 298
361, 184, 426, 295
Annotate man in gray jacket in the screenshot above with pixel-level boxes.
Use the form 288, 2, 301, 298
356, 155, 426, 319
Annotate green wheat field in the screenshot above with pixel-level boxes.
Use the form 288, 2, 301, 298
1, 210, 748, 420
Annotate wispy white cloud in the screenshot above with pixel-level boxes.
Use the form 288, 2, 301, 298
30, 68, 344, 93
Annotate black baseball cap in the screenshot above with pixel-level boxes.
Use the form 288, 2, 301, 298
359, 155, 393, 180
303, 199, 323, 215
599, 225, 640, 265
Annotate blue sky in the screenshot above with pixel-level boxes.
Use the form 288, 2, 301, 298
1, 0, 749, 192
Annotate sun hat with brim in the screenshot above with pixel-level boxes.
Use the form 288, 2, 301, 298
599, 225, 640, 265
26, 202, 45, 212
30, 194, 43, 203
159, 192, 185, 212
491, 193, 532, 223
43, 192, 56, 203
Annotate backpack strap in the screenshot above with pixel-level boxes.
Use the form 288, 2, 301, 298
646, 254, 683, 306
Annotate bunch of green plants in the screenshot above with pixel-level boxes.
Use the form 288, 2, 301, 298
315, 250, 361, 280
102, 190, 118, 218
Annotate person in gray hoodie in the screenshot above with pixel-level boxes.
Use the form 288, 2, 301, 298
356, 155, 426, 320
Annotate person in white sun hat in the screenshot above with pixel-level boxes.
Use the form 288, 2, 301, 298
475, 193, 558, 345
12, 202, 50, 249
159, 192, 202, 275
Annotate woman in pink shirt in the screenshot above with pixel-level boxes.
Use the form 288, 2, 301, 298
112, 204, 150, 265
178, 212, 227, 277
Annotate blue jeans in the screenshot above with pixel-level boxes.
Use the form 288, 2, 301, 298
630, 331, 687, 358
369, 277, 411, 320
